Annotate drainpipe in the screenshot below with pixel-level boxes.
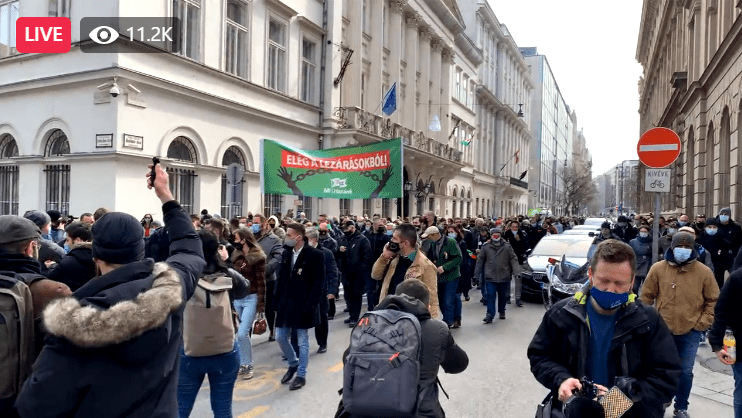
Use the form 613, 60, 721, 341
318, 0, 328, 151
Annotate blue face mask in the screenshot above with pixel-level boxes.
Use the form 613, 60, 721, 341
673, 247, 692, 263
591, 286, 629, 310
705, 227, 717, 236
251, 223, 261, 234
447, 233, 457, 239
677, 221, 687, 227
63, 244, 70, 253
720, 215, 730, 223
386, 229, 393, 236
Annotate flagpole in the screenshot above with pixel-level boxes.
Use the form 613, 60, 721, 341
499, 152, 517, 173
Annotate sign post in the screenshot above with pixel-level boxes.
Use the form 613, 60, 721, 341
637, 128, 681, 265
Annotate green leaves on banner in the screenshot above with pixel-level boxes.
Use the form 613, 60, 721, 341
261, 138, 403, 199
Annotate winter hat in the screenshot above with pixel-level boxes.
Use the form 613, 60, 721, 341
617, 215, 629, 223
23, 210, 51, 228
601, 221, 611, 229
671, 231, 695, 249
46, 210, 62, 223
720, 207, 732, 216
91, 212, 145, 264
0, 215, 41, 244
705, 218, 719, 226
421, 226, 440, 238
490, 227, 503, 235
678, 226, 696, 235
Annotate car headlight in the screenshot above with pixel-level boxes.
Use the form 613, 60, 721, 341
551, 276, 586, 294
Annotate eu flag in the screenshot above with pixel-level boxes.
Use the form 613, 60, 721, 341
382, 83, 397, 116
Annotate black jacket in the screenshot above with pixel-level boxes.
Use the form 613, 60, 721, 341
367, 231, 390, 261
342, 294, 469, 418
503, 229, 529, 264
14, 201, 206, 418
46, 243, 95, 292
320, 246, 340, 296
275, 243, 326, 329
709, 268, 742, 352
527, 290, 681, 418
337, 231, 372, 290
715, 218, 742, 268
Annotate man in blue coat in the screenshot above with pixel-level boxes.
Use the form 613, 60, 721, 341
14, 163, 206, 418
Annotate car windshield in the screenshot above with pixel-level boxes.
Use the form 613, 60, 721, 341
532, 238, 594, 258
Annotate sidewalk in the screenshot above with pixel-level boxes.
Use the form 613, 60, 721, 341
663, 343, 735, 417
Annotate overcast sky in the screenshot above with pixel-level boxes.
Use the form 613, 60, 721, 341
488, 0, 645, 176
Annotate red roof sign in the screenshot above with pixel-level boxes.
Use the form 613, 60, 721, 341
637, 127, 681, 168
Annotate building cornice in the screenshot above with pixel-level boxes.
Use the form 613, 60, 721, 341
636, 0, 660, 65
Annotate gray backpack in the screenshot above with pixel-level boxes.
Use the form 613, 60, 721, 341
342, 309, 423, 417
183, 273, 235, 357
0, 275, 34, 407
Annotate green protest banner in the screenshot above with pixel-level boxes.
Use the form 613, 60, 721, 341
261, 138, 403, 199
527, 208, 542, 217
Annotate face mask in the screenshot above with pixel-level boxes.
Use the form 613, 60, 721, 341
388, 241, 401, 253
269, 223, 276, 228
308, 240, 318, 248
344, 230, 353, 237
251, 224, 261, 234
720, 215, 730, 223
377, 227, 385, 234
447, 233, 457, 239
677, 221, 687, 227
696, 221, 705, 229
63, 244, 70, 253
386, 230, 393, 236
319, 231, 328, 238
491, 236, 501, 242
618, 223, 627, 228
284, 237, 297, 248
668, 228, 677, 235
639, 232, 649, 238
591, 286, 629, 310
706, 227, 718, 236
673, 247, 692, 263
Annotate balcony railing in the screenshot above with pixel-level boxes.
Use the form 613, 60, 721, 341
334, 106, 464, 164
509, 177, 528, 189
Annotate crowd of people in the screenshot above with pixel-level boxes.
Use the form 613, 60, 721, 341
2, 166, 742, 418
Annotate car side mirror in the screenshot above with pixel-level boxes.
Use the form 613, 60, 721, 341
589, 232, 595, 237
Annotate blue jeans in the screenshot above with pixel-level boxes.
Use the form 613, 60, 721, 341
485, 281, 510, 317
234, 293, 258, 366
454, 293, 462, 321
733, 361, 742, 418
671, 330, 702, 411
177, 343, 240, 418
276, 327, 309, 378
437, 279, 458, 326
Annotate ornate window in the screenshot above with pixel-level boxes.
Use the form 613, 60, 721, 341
166, 136, 198, 213
167, 136, 198, 163
45, 129, 70, 156
221, 146, 246, 219
0, 133, 18, 158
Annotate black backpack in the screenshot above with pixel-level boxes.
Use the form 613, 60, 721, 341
0, 274, 34, 412
342, 309, 423, 417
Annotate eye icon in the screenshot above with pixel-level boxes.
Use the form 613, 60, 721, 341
89, 26, 119, 45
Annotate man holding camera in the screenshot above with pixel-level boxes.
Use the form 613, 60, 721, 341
528, 240, 680, 417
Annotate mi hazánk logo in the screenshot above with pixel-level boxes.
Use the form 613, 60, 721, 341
330, 178, 347, 188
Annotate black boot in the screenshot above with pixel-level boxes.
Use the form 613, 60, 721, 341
281, 366, 298, 384
289, 377, 306, 390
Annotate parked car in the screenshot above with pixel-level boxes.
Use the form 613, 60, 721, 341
584, 217, 610, 227
521, 233, 596, 301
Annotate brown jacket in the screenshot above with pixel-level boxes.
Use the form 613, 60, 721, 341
371, 249, 439, 318
640, 258, 719, 335
231, 245, 267, 312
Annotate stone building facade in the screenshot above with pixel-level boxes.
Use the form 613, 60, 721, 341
637, 0, 742, 218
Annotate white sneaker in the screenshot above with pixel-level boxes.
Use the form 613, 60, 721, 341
243, 365, 254, 380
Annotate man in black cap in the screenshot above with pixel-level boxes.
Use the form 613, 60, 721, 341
612, 215, 637, 244
46, 210, 66, 245
23, 211, 65, 273
715, 207, 742, 290
593, 221, 619, 245
14, 162, 206, 417
337, 220, 372, 324
0, 214, 45, 414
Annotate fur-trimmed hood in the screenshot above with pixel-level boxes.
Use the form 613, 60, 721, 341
231, 244, 266, 264
43, 262, 182, 352
70, 241, 93, 251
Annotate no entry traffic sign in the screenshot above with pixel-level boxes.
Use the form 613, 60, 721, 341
637, 127, 681, 168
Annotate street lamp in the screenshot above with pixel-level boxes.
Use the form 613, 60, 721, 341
504, 103, 524, 118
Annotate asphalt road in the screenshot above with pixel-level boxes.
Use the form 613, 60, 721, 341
188, 287, 735, 417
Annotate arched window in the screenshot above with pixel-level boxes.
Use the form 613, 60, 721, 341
459, 188, 464, 219
221, 146, 247, 220
686, 127, 695, 215
166, 136, 198, 213
0, 134, 19, 215
44, 130, 70, 214
467, 190, 472, 218
45, 129, 70, 156
706, 122, 715, 215
0, 134, 18, 158
451, 187, 458, 218
720, 107, 731, 207
167, 136, 198, 163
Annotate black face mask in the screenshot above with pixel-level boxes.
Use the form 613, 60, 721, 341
377, 227, 385, 234
344, 230, 353, 237
388, 241, 401, 253
269, 223, 276, 228
319, 231, 328, 237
